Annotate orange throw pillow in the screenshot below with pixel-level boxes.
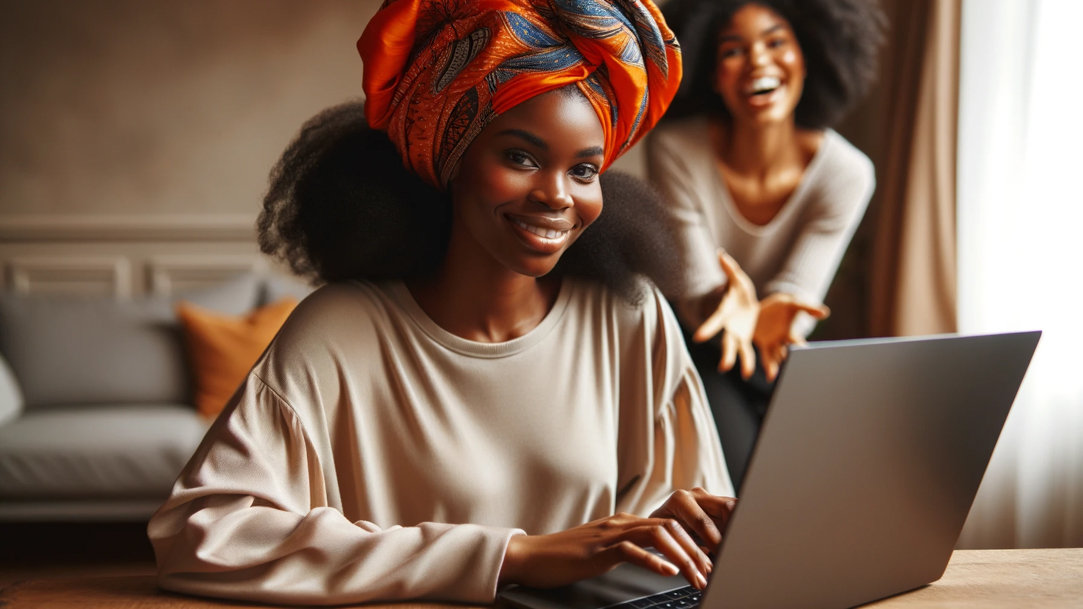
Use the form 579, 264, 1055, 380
176, 298, 297, 418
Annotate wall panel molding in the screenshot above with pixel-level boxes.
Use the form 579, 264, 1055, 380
147, 254, 266, 297
6, 256, 132, 298
0, 214, 257, 243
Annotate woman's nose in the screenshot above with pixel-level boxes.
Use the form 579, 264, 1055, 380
749, 41, 770, 67
530, 173, 573, 209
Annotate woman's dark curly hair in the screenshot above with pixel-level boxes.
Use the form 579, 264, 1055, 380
257, 100, 683, 304
662, 0, 886, 129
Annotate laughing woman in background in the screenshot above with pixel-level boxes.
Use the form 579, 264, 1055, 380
645, 0, 885, 489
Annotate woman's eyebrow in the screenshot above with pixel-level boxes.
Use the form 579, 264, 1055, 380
498, 128, 547, 149
498, 129, 603, 158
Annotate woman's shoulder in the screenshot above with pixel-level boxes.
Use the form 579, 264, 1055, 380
818, 130, 875, 182
563, 277, 675, 337
289, 278, 390, 315
272, 280, 402, 349
797, 129, 876, 211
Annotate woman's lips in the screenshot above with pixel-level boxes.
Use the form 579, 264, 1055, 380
511, 217, 568, 239
742, 74, 784, 108
745, 75, 781, 95
508, 215, 574, 253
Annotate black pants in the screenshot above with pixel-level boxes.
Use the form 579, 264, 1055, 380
684, 328, 776, 493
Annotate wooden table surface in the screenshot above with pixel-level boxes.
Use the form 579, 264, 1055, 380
2, 548, 1080, 608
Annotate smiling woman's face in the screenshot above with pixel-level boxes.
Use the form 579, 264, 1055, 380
714, 3, 806, 127
448, 87, 605, 279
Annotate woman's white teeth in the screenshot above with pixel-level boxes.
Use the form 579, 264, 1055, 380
750, 76, 780, 94
513, 218, 566, 239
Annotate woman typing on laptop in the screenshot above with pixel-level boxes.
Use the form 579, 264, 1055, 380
147, 0, 736, 604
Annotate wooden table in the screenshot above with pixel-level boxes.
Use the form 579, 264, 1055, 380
2, 549, 1080, 608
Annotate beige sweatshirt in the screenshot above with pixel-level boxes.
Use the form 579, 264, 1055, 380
148, 278, 731, 606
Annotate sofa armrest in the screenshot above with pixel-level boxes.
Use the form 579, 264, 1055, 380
0, 352, 23, 426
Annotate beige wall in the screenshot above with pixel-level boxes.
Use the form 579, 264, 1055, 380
0, 0, 381, 219
0, 1, 383, 296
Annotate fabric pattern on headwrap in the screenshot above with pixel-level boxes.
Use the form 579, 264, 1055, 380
358, 0, 681, 189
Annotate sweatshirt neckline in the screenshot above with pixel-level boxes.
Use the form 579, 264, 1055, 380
703, 122, 837, 236
382, 279, 572, 358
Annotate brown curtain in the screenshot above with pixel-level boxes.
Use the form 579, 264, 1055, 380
868, 0, 960, 337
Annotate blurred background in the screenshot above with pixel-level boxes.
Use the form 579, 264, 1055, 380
0, 0, 1079, 551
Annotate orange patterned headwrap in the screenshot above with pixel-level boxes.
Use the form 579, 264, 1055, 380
358, 0, 681, 189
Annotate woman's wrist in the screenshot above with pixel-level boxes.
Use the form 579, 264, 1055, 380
499, 533, 529, 586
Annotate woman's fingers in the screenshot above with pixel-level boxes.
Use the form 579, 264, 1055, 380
500, 511, 722, 590
737, 333, 756, 379
719, 331, 738, 372
499, 493, 739, 591
697, 493, 738, 531
695, 307, 728, 344
717, 251, 754, 294
761, 342, 786, 381
764, 294, 830, 323
798, 302, 831, 319
656, 489, 722, 550
640, 521, 711, 590
594, 519, 710, 589
631, 519, 711, 589
653, 489, 737, 551
601, 539, 680, 576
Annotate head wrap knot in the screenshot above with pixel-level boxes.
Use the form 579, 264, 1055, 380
359, 0, 681, 188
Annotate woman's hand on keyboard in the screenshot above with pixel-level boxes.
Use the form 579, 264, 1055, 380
649, 487, 737, 555
499, 511, 713, 590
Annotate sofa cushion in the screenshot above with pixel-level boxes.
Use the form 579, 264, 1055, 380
0, 351, 23, 426
176, 297, 297, 418
0, 273, 261, 409
0, 404, 208, 500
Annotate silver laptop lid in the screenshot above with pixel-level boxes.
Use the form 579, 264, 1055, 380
703, 331, 1040, 609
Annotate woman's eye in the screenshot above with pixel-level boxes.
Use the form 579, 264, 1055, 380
506, 150, 537, 168
768, 37, 788, 49
719, 46, 744, 60
570, 163, 599, 183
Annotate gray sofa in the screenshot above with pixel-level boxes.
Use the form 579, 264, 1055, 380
0, 273, 309, 521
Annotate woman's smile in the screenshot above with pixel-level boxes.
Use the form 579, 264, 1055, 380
507, 214, 575, 252
742, 74, 786, 109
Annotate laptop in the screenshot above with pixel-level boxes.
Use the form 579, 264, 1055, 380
499, 331, 1041, 609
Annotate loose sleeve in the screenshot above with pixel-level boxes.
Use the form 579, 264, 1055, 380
613, 288, 734, 516
645, 126, 728, 318
148, 376, 520, 606
764, 140, 875, 336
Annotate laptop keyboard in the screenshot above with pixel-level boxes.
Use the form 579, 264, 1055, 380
609, 585, 702, 609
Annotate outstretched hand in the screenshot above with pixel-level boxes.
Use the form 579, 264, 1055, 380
753, 293, 830, 382
499, 490, 736, 591
692, 251, 759, 379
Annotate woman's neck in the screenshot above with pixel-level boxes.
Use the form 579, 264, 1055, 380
711, 118, 822, 226
713, 118, 804, 177
406, 239, 559, 343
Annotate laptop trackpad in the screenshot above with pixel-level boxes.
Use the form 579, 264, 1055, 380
499, 562, 688, 609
